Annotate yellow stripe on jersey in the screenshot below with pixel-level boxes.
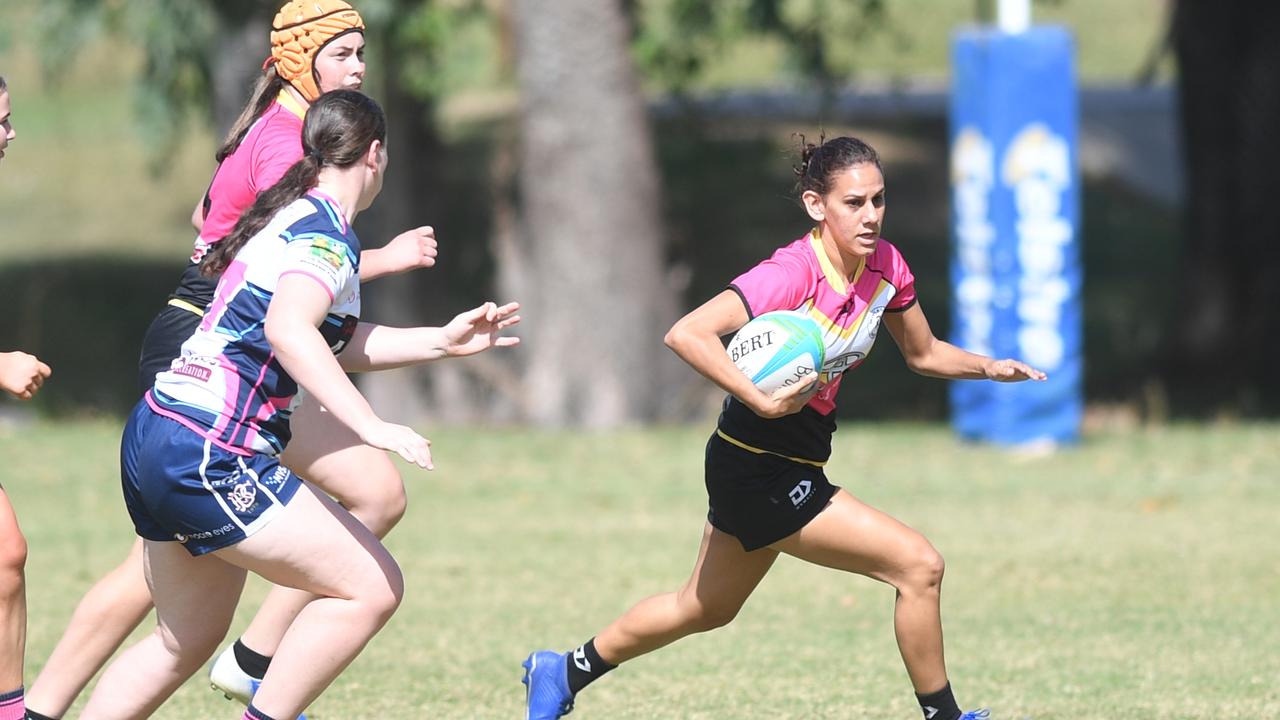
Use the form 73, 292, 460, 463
715, 429, 827, 468
809, 228, 865, 295
276, 89, 307, 121
167, 298, 206, 317
803, 277, 894, 342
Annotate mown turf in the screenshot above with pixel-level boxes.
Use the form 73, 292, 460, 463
2, 420, 1276, 718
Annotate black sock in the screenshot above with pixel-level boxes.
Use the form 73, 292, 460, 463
244, 702, 279, 720
233, 639, 273, 680
916, 682, 961, 720
25, 711, 59, 720
564, 638, 616, 695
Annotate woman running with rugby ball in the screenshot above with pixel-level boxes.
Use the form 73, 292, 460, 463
523, 136, 1043, 720
80, 90, 518, 720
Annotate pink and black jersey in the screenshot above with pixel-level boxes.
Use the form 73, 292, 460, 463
171, 91, 307, 310
148, 192, 361, 457
718, 231, 917, 463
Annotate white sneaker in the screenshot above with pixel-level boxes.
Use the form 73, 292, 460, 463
208, 644, 257, 705
208, 644, 309, 720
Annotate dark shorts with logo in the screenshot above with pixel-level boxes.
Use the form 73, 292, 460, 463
120, 399, 303, 556
704, 432, 839, 552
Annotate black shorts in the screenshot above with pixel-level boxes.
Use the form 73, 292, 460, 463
136, 301, 203, 393
704, 432, 839, 551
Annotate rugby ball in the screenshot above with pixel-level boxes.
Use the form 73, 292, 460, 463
726, 310, 826, 394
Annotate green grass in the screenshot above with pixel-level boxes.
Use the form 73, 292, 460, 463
2, 421, 1277, 718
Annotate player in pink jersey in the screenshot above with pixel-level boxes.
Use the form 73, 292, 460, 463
80, 89, 519, 720
0, 74, 56, 720
523, 136, 1044, 720
22, 4, 436, 719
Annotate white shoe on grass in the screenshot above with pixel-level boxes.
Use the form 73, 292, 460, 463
208, 644, 307, 720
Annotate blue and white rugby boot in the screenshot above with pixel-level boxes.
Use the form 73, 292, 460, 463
959, 710, 991, 720
522, 650, 575, 719
208, 644, 307, 720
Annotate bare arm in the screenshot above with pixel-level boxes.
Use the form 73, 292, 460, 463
191, 199, 204, 233
265, 274, 434, 468
359, 226, 438, 282
882, 302, 1046, 382
339, 301, 521, 372
664, 289, 817, 419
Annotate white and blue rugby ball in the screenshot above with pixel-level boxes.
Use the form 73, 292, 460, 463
726, 310, 826, 394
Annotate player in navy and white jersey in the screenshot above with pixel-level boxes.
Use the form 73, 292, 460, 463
78, 91, 519, 720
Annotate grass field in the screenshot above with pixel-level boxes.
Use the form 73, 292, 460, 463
2, 420, 1277, 719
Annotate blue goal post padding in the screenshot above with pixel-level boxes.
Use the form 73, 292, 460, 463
948, 25, 1082, 445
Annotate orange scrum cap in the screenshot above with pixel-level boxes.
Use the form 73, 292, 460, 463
268, 0, 365, 102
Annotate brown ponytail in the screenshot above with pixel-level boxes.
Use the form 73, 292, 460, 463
217, 68, 290, 163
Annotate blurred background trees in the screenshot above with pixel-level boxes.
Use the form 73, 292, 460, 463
3, 0, 1274, 425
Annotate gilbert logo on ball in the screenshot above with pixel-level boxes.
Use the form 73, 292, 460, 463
727, 310, 826, 394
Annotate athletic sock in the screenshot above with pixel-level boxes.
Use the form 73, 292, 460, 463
564, 638, 616, 695
0, 687, 23, 720
24, 710, 58, 720
916, 682, 961, 720
233, 638, 273, 680
243, 703, 278, 720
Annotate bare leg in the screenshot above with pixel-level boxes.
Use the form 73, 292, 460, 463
25, 539, 152, 718
235, 400, 405, 658
593, 523, 778, 665
82, 485, 401, 720
770, 490, 949, 693
0, 489, 27, 693
215, 485, 403, 719
79, 541, 245, 720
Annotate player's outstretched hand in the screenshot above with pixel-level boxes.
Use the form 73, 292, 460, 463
384, 225, 438, 274
361, 420, 434, 470
1, 351, 52, 401
441, 301, 521, 358
985, 358, 1047, 382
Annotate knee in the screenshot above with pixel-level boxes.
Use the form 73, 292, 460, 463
678, 595, 742, 634
332, 464, 407, 538
157, 618, 231, 674
0, 530, 28, 595
898, 542, 945, 597
355, 556, 404, 626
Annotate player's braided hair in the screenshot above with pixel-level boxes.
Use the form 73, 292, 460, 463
201, 90, 386, 277
793, 134, 882, 198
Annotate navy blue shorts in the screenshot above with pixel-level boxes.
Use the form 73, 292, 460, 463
704, 432, 838, 551
120, 399, 303, 556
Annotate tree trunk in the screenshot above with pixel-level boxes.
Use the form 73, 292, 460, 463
511, 0, 676, 427
357, 8, 445, 424
209, 6, 273, 138
1169, 0, 1280, 413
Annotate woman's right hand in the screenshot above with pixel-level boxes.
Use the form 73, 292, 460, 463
748, 379, 819, 419
359, 420, 434, 470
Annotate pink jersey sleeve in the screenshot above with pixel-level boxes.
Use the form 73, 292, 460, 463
882, 240, 918, 311
729, 246, 814, 318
